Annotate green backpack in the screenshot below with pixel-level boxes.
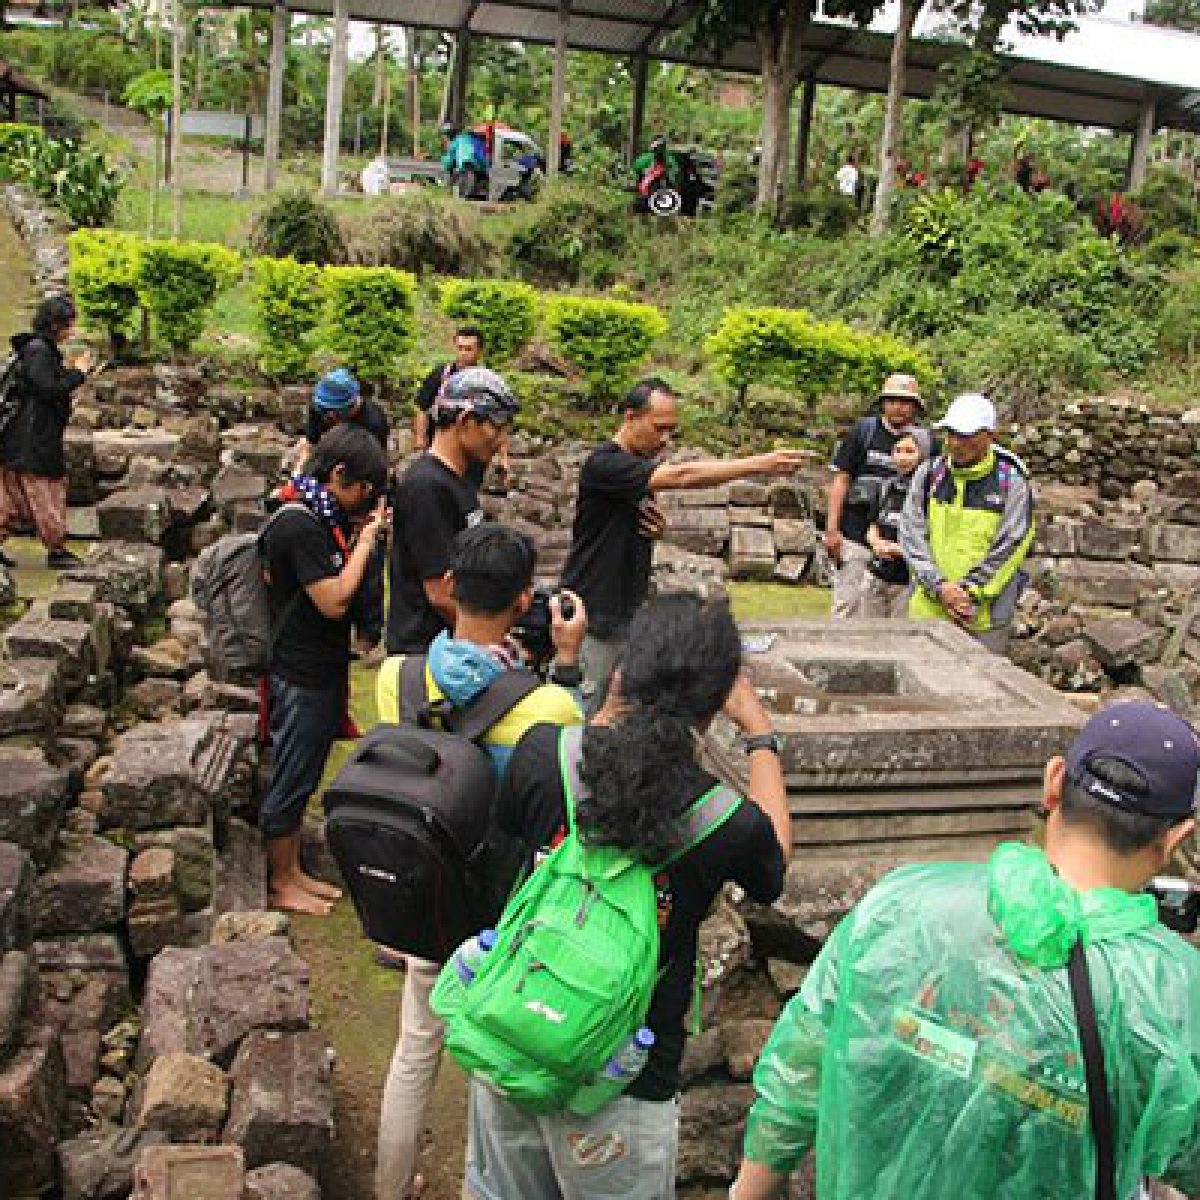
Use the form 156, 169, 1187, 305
431, 724, 742, 1115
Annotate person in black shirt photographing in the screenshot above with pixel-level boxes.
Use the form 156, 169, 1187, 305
561, 377, 807, 715
259, 424, 390, 915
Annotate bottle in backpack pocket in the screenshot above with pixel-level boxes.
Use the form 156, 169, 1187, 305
567, 1026, 655, 1116
451, 928, 497, 986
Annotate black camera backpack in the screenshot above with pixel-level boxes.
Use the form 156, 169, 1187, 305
323, 657, 539, 963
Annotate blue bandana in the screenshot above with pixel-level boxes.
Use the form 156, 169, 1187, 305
288, 473, 349, 535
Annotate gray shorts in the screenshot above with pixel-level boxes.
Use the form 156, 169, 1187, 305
465, 1078, 680, 1200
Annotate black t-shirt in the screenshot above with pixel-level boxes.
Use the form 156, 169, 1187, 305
494, 723, 786, 1101
867, 475, 914, 586
561, 441, 656, 637
304, 398, 390, 451
385, 453, 483, 654
261, 506, 350, 690
830, 416, 907, 546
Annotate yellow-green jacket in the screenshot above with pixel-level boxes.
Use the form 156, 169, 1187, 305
900, 447, 1035, 634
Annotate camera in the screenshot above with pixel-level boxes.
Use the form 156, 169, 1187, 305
1145, 876, 1200, 935
513, 585, 575, 671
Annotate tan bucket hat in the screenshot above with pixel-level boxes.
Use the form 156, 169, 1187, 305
878, 372, 924, 411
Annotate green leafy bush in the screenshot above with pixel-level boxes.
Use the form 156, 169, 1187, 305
904, 189, 971, 278
252, 257, 325, 379
0, 124, 44, 181
320, 266, 417, 382
1159, 267, 1200, 359
778, 192, 859, 237
508, 184, 630, 284
344, 192, 495, 277
136, 241, 242, 352
11, 137, 122, 227
1143, 230, 1196, 269
248, 190, 346, 266
439, 279, 539, 363
705, 306, 933, 409
543, 295, 667, 398
68, 228, 141, 350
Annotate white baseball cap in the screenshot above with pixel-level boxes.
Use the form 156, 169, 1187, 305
935, 392, 996, 435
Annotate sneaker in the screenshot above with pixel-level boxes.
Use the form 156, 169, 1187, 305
46, 548, 83, 569
0, 549, 15, 569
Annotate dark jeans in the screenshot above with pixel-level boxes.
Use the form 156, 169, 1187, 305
350, 541, 385, 647
260, 673, 343, 840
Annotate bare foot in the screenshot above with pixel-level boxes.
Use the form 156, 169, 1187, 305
269, 883, 333, 916
297, 872, 342, 902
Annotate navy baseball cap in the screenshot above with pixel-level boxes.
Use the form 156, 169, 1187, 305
1066, 700, 1200, 819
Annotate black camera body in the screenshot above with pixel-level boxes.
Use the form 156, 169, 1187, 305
1146, 876, 1200, 935
512, 586, 575, 671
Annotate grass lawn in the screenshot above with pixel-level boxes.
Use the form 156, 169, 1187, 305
729, 581, 830, 620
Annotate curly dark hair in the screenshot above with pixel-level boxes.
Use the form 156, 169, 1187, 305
577, 592, 742, 862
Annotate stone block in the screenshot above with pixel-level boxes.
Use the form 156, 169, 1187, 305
774, 554, 810, 584
165, 487, 210, 526
63, 542, 166, 616
223, 1030, 334, 1173
1148, 522, 1200, 563
212, 466, 267, 509
60, 1027, 101, 1097
663, 506, 730, 557
676, 1083, 755, 1185
0, 949, 34, 1059
128, 849, 184, 959
97, 487, 171, 545
729, 480, 770, 506
1075, 519, 1142, 561
182, 673, 259, 715
1138, 665, 1194, 713
0, 840, 34, 951
772, 517, 817, 555
135, 1053, 229, 1141
211, 817, 267, 914
128, 678, 184, 719
0, 1024, 66, 1198
243, 1163, 320, 1200
67, 506, 102, 540
1034, 519, 1078, 557
34, 934, 131, 1034
1082, 617, 1168, 672
141, 938, 309, 1067
64, 704, 107, 739
59, 1128, 170, 1200
767, 480, 807, 517
210, 911, 290, 946
92, 430, 180, 475
0, 659, 62, 738
1050, 559, 1155, 608
729, 525, 777, 581
0, 755, 72, 867
137, 828, 214, 914
723, 1018, 775, 1081
4, 610, 103, 691
132, 1144, 245, 1200
30, 833, 128, 938
131, 638, 192, 680
1157, 496, 1200, 527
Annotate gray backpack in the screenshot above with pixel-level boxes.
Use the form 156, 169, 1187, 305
190, 503, 319, 683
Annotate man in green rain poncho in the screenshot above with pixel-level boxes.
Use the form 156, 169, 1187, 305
732, 700, 1200, 1200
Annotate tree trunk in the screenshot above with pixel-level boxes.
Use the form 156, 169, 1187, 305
379, 41, 390, 157
321, 0, 349, 197
372, 24, 385, 107
755, 0, 810, 218
407, 27, 420, 156
870, 0, 919, 237
170, 0, 183, 237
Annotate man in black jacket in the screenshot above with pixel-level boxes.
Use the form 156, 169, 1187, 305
0, 295, 92, 570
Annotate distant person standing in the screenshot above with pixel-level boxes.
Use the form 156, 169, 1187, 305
835, 154, 859, 200
824, 373, 926, 619
561, 377, 807, 715
0, 295, 93, 570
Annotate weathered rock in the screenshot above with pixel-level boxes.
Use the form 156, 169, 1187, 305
1082, 617, 1168, 673
59, 1127, 170, 1200
0, 1024, 66, 1198
0, 659, 62, 737
135, 1052, 230, 1141
1149, 522, 1200, 564
91, 1073, 127, 1123
730, 480, 770, 507
63, 703, 107, 739
34, 934, 132, 1036
63, 541, 165, 615
243, 1163, 321, 1200
0, 840, 33, 951
774, 554, 810, 584
182, 672, 259, 715
0, 755, 72, 867
141, 938, 310, 1067
698, 897, 752, 989
723, 1018, 775, 1082
772, 517, 818, 556
60, 1027, 102, 1098
128, 848, 183, 958
97, 487, 171, 544
766, 957, 809, 997
211, 817, 268, 913
212, 465, 267, 510
137, 828, 213, 913
223, 1030, 334, 1172
128, 677, 184, 718
1138, 665, 1194, 713
133, 1143, 245, 1200
211, 910, 290, 945
1075, 519, 1142, 561
680, 1027, 725, 1085
676, 1083, 756, 1185
0, 949, 33, 1059
729, 525, 777, 581
30, 832, 128, 937
4, 608, 105, 691
1048, 559, 1155, 608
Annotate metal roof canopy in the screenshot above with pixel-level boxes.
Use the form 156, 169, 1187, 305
227, 0, 1200, 134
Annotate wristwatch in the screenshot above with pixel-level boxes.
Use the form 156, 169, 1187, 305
741, 732, 781, 757
549, 661, 583, 687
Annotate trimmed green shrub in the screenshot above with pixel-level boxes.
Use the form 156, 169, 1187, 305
705, 306, 933, 409
136, 241, 242, 352
252, 256, 325, 379
344, 192, 495, 277
248, 190, 346, 266
543, 295, 667, 398
439, 279, 539, 363
68, 228, 141, 351
320, 266, 417, 382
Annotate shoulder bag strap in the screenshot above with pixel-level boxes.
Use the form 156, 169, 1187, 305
448, 669, 543, 742
1067, 937, 1116, 1200
399, 654, 431, 725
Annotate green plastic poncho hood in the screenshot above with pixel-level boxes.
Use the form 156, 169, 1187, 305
744, 844, 1200, 1199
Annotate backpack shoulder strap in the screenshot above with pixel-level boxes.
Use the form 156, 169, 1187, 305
448, 669, 542, 742
923, 455, 949, 507
1067, 938, 1116, 1200
399, 654, 432, 725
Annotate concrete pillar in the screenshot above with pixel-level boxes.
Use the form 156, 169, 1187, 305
320, 0, 349, 197
443, 29, 472, 130
1127, 94, 1156, 193
263, 0, 287, 192
548, 0, 569, 175
627, 53, 648, 166
795, 75, 816, 190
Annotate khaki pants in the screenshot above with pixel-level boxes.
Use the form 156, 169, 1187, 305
581, 629, 627, 719
376, 956, 444, 1200
830, 538, 872, 619
0, 468, 67, 551
856, 573, 911, 619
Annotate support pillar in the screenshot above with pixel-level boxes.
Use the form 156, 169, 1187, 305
1127, 94, 1156, 193
263, 0, 287, 192
548, 0, 569, 176
442, 29, 471, 130
795, 75, 816, 190
320, 0, 349, 197
627, 52, 647, 165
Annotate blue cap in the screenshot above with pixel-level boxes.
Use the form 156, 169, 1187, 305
1066, 701, 1200, 819
314, 367, 360, 412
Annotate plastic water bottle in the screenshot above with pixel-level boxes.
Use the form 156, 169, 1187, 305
451, 928, 496, 986
568, 1027, 655, 1116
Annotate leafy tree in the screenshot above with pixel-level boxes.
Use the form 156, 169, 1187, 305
1144, 0, 1200, 29
870, 0, 925, 237
122, 68, 173, 236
